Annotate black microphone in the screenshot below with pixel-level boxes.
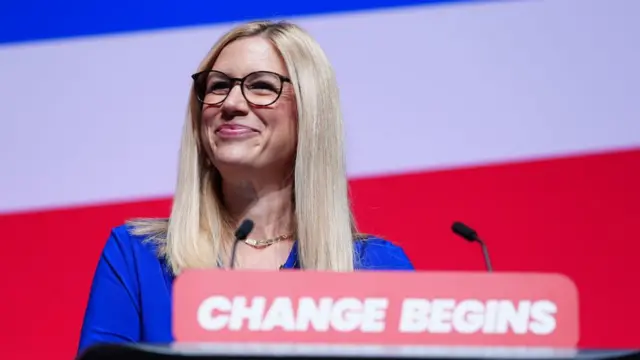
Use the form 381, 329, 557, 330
451, 221, 493, 272
229, 219, 254, 269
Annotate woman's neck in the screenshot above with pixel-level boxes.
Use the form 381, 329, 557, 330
221, 178, 294, 240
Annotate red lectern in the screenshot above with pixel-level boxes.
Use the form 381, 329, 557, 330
76, 271, 639, 360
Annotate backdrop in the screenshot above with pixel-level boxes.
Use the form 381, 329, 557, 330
1, 1, 639, 360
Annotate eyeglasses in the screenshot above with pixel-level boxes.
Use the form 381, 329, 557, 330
191, 70, 291, 106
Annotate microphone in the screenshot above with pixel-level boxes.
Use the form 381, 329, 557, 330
451, 221, 493, 272
229, 219, 254, 269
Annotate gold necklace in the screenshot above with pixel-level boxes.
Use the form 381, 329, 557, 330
244, 234, 293, 248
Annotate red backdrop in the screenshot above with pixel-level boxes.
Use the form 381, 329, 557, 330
0, 148, 638, 360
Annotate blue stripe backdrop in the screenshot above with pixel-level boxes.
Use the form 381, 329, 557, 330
0, 0, 486, 45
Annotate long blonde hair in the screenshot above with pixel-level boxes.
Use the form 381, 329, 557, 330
129, 21, 359, 274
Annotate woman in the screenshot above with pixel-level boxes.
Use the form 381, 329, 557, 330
78, 20, 413, 354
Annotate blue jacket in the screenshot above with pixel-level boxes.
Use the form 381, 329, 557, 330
77, 224, 414, 354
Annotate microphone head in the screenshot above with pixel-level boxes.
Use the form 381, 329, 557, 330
234, 219, 255, 240
451, 221, 478, 242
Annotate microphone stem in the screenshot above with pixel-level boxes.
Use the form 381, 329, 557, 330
477, 239, 493, 272
229, 239, 241, 270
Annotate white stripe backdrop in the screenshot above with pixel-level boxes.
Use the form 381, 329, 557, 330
0, 0, 639, 214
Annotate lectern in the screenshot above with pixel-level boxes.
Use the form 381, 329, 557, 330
78, 343, 639, 360
77, 270, 637, 360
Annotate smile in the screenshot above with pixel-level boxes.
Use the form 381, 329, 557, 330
215, 125, 258, 138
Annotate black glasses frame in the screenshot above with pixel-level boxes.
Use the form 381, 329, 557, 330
191, 70, 292, 106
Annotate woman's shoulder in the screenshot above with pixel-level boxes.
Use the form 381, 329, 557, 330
99, 219, 168, 272
79, 220, 172, 353
353, 234, 415, 271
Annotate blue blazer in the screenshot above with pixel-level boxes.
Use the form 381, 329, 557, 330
77, 224, 414, 355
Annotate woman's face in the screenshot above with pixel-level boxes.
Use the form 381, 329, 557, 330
200, 36, 297, 179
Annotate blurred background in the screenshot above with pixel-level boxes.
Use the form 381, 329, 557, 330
1, 0, 639, 359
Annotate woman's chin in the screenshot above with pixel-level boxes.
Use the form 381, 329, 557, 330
212, 154, 258, 171
212, 144, 258, 164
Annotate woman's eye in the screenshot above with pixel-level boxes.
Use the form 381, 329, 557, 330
247, 81, 277, 92
208, 81, 230, 92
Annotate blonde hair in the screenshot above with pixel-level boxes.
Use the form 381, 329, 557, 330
129, 20, 360, 274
